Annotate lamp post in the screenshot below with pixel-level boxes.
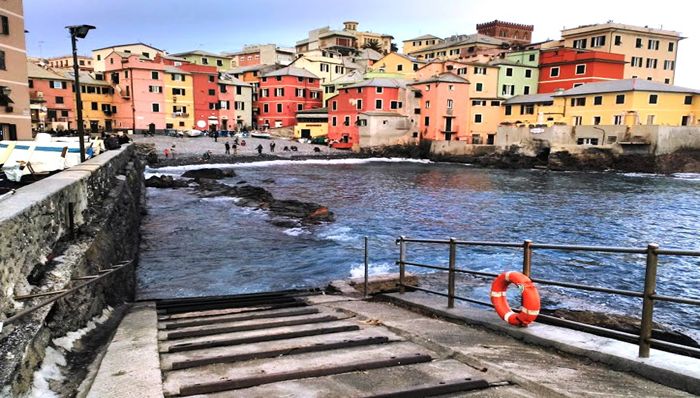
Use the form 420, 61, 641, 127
66, 24, 95, 162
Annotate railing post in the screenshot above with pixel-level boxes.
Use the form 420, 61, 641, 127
522, 240, 532, 277
639, 243, 659, 358
398, 236, 406, 294
363, 236, 369, 298
447, 237, 457, 308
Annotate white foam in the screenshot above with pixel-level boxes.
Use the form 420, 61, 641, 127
200, 196, 239, 203
52, 306, 113, 351
283, 227, 309, 237
673, 173, 700, 181
318, 226, 357, 243
26, 346, 66, 398
349, 262, 396, 278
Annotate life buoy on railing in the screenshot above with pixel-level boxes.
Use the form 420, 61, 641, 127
490, 271, 540, 327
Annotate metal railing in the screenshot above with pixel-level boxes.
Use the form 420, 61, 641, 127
393, 236, 700, 358
0, 259, 133, 333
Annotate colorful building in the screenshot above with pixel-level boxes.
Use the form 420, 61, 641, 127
220, 75, 254, 129
68, 71, 115, 133
257, 66, 322, 128
46, 55, 94, 71
501, 94, 562, 126
402, 34, 443, 56
291, 51, 350, 86
296, 21, 394, 55
409, 73, 470, 141
407, 34, 509, 61
169, 50, 234, 72
1, 0, 31, 139
92, 42, 164, 72
228, 64, 282, 129
27, 62, 75, 132
560, 23, 683, 84
294, 107, 328, 139
538, 48, 626, 93
492, 49, 540, 98
476, 20, 534, 45
327, 78, 407, 148
369, 52, 425, 78
163, 66, 195, 131
227, 44, 295, 68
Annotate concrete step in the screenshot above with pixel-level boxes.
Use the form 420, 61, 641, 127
159, 306, 320, 330
162, 341, 433, 396
161, 327, 402, 370
157, 301, 306, 322
199, 359, 498, 398
159, 319, 362, 353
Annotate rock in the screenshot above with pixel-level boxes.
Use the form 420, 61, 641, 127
182, 168, 235, 179
262, 178, 275, 184
145, 175, 189, 188
270, 219, 300, 228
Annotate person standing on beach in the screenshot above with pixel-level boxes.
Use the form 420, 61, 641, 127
164, 148, 170, 158
269, 142, 276, 152
232, 143, 238, 155
256, 144, 263, 155
171, 145, 176, 159
225, 141, 230, 155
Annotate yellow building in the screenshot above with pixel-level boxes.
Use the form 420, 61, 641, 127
402, 34, 443, 55
169, 50, 234, 72
164, 67, 195, 130
294, 107, 328, 139
67, 71, 117, 133
343, 21, 394, 54
92, 42, 164, 72
407, 34, 508, 61
561, 23, 683, 85
503, 79, 699, 127
369, 53, 425, 78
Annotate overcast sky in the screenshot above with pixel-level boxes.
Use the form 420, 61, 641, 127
23, 0, 699, 87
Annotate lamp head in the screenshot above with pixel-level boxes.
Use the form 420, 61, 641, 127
66, 25, 96, 39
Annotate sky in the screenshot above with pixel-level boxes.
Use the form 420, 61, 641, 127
22, 0, 700, 87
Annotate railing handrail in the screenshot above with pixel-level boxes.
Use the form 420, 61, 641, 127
0, 259, 134, 333
393, 236, 700, 359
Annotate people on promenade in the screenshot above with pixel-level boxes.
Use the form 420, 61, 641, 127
232, 143, 238, 155
164, 148, 170, 158
256, 144, 263, 155
171, 145, 176, 159
225, 141, 230, 155
269, 142, 276, 152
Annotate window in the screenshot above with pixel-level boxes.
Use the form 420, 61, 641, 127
613, 115, 623, 125
344, 116, 350, 126
447, 99, 453, 109
148, 85, 162, 93
664, 60, 675, 70
591, 35, 606, 47
491, 101, 501, 106
276, 103, 282, 112
89, 102, 97, 111
201, 57, 209, 65
260, 88, 269, 97
320, 64, 329, 72
573, 39, 587, 49
28, 80, 33, 88
172, 88, 186, 96
357, 99, 363, 110
216, 59, 223, 67
209, 75, 215, 82
335, 65, 344, 73
171, 74, 184, 81
152, 103, 160, 112
550, 67, 559, 77
297, 104, 303, 111
473, 66, 486, 75
208, 89, 216, 96
295, 88, 304, 97
631, 57, 643, 67
424, 116, 430, 126
575, 64, 586, 75
681, 115, 690, 126
648, 39, 659, 50
501, 85, 515, 96
646, 58, 658, 69
397, 64, 403, 72
97, 54, 102, 61
151, 71, 159, 79
614, 35, 622, 45
475, 82, 483, 92
474, 114, 483, 123
357, 88, 363, 93
577, 137, 599, 145
593, 116, 601, 125
61, 110, 69, 117
647, 115, 656, 125
571, 97, 586, 106
572, 116, 582, 126
649, 94, 658, 104
425, 101, 430, 109
310, 91, 320, 99
594, 96, 603, 105
520, 104, 534, 115
529, 53, 535, 62
665, 78, 671, 84
263, 103, 269, 113
51, 81, 63, 89
331, 116, 337, 126
505, 105, 512, 115
525, 69, 532, 78
375, 99, 383, 109
616, 94, 625, 104
523, 86, 530, 95
684, 95, 693, 105
390, 101, 402, 109
124, 70, 129, 78
275, 88, 284, 96
56, 96, 64, 104
636, 38, 643, 48
448, 85, 454, 91
376, 87, 383, 93
668, 42, 675, 52
505, 67, 513, 77
471, 100, 486, 106
332, 101, 337, 111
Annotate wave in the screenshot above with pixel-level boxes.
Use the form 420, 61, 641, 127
283, 227, 309, 237
200, 196, 240, 203
349, 262, 396, 278
672, 173, 700, 181
318, 225, 357, 243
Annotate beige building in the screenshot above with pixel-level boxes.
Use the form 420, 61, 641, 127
402, 34, 443, 55
92, 43, 164, 72
168, 50, 235, 72
561, 23, 683, 84
408, 34, 509, 61
343, 21, 393, 54
227, 44, 295, 68
296, 21, 394, 55
1, 0, 31, 140
46, 55, 94, 71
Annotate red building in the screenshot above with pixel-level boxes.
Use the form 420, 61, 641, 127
258, 66, 322, 128
327, 78, 406, 148
538, 48, 626, 93
27, 62, 75, 131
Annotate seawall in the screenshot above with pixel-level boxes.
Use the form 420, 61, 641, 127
0, 144, 146, 396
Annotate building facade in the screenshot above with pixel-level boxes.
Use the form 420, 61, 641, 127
560, 23, 682, 84
492, 49, 540, 98
163, 67, 195, 131
407, 34, 509, 61
296, 22, 393, 55
402, 34, 443, 55
294, 107, 328, 139
538, 48, 626, 93
369, 52, 424, 78
228, 44, 295, 68
410, 73, 470, 141
46, 55, 94, 71
476, 20, 534, 45
27, 62, 75, 132
257, 66, 322, 128
92, 43, 164, 72
169, 50, 234, 72
1, 0, 31, 139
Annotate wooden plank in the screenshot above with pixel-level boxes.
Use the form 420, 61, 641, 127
365, 378, 491, 398
157, 302, 305, 322
160, 307, 319, 330
164, 315, 343, 340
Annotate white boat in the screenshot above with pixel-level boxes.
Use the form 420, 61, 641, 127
184, 129, 203, 137
250, 131, 271, 139
0, 133, 95, 182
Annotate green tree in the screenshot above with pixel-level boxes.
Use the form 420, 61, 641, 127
361, 39, 382, 52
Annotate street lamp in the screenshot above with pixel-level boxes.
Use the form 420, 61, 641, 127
66, 24, 95, 162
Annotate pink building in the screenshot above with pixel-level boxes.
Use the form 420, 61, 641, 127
409, 73, 470, 141
257, 66, 322, 128
103, 51, 167, 131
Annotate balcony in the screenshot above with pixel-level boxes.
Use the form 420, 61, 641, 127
172, 112, 190, 118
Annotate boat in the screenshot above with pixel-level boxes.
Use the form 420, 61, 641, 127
0, 133, 95, 182
250, 131, 271, 139
184, 129, 203, 137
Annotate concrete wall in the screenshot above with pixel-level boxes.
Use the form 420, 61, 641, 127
430, 141, 498, 156
358, 115, 416, 149
0, 144, 145, 395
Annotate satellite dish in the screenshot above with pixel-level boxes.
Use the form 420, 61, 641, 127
196, 120, 206, 128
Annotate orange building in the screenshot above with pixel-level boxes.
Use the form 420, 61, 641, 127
409, 73, 470, 141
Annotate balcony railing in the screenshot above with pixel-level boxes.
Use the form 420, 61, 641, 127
172, 113, 190, 118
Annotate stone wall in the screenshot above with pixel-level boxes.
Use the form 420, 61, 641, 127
0, 144, 145, 395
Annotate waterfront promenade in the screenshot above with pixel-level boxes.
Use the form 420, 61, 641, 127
87, 279, 699, 397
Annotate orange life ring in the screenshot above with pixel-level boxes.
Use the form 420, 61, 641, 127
490, 271, 540, 327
